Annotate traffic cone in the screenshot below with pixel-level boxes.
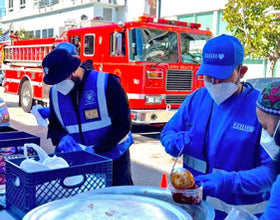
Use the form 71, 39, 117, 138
160, 173, 168, 188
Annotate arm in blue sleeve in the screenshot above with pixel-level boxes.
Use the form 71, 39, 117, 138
259, 175, 280, 220
229, 144, 278, 195
160, 96, 193, 157
196, 146, 277, 197
230, 159, 277, 195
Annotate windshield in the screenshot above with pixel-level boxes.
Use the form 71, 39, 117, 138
129, 28, 178, 63
129, 28, 210, 64
180, 33, 210, 64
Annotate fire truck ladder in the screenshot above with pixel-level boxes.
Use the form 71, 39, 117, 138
3, 44, 53, 67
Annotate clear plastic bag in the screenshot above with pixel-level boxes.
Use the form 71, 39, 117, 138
225, 208, 257, 220
30, 105, 48, 127
20, 143, 69, 173
20, 143, 83, 186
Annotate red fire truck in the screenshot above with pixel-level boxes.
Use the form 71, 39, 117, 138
3, 16, 212, 125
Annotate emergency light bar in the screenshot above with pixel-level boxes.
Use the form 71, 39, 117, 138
138, 16, 201, 29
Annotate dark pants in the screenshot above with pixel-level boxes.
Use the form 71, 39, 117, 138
112, 149, 134, 186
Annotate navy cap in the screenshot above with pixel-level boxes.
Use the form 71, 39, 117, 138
196, 34, 244, 80
42, 49, 81, 85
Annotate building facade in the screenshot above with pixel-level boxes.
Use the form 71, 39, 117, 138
1, 0, 157, 38
0, 1, 5, 31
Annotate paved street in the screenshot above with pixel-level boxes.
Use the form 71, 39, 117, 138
0, 87, 182, 187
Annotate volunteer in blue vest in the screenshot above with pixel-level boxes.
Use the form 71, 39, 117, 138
161, 34, 275, 219
31, 42, 93, 123
42, 49, 134, 186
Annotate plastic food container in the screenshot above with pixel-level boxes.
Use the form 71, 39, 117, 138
168, 184, 203, 205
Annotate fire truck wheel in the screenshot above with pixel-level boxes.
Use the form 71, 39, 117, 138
20, 81, 33, 113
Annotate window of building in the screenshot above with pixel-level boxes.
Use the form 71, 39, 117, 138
8, 0, 13, 12
27, 31, 34, 38
38, 0, 59, 8
217, 11, 232, 36
42, 29, 47, 38
35, 30, 41, 38
103, 8, 112, 21
178, 15, 195, 23
20, 0, 26, 9
48, 28, 54, 37
84, 34, 94, 55
196, 13, 213, 32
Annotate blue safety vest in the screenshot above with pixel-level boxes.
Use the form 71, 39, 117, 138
50, 70, 133, 160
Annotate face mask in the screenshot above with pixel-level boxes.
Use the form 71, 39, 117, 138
260, 121, 280, 161
205, 81, 238, 105
54, 79, 74, 95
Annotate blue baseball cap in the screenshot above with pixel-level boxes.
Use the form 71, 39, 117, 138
196, 34, 244, 80
55, 42, 78, 56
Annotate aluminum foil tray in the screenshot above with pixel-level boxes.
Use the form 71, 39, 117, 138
90, 186, 215, 220
23, 194, 191, 220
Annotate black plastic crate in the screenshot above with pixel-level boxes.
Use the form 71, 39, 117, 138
5, 151, 112, 219
0, 126, 40, 154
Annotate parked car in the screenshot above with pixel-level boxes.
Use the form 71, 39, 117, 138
246, 77, 280, 91
0, 97, 9, 126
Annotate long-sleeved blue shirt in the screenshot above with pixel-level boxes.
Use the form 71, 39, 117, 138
161, 83, 276, 219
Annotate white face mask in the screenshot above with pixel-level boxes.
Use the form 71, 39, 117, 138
54, 79, 74, 95
205, 81, 238, 105
260, 121, 280, 161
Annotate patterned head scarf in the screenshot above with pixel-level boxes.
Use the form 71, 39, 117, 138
256, 81, 280, 116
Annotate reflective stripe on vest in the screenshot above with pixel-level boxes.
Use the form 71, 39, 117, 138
206, 196, 267, 215
183, 155, 207, 173
52, 72, 111, 133
51, 88, 65, 129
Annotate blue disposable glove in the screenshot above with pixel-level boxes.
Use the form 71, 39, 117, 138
57, 135, 82, 152
38, 107, 50, 119
195, 171, 233, 197
164, 131, 192, 157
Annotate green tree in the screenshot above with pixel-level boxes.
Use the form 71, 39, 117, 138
17, 29, 34, 40
222, 0, 280, 76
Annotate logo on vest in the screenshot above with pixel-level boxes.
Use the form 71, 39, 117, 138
233, 122, 255, 132
85, 90, 96, 105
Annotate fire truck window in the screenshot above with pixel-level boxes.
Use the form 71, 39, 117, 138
129, 28, 178, 63
180, 33, 210, 64
84, 35, 94, 55
69, 36, 81, 55
110, 32, 125, 56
